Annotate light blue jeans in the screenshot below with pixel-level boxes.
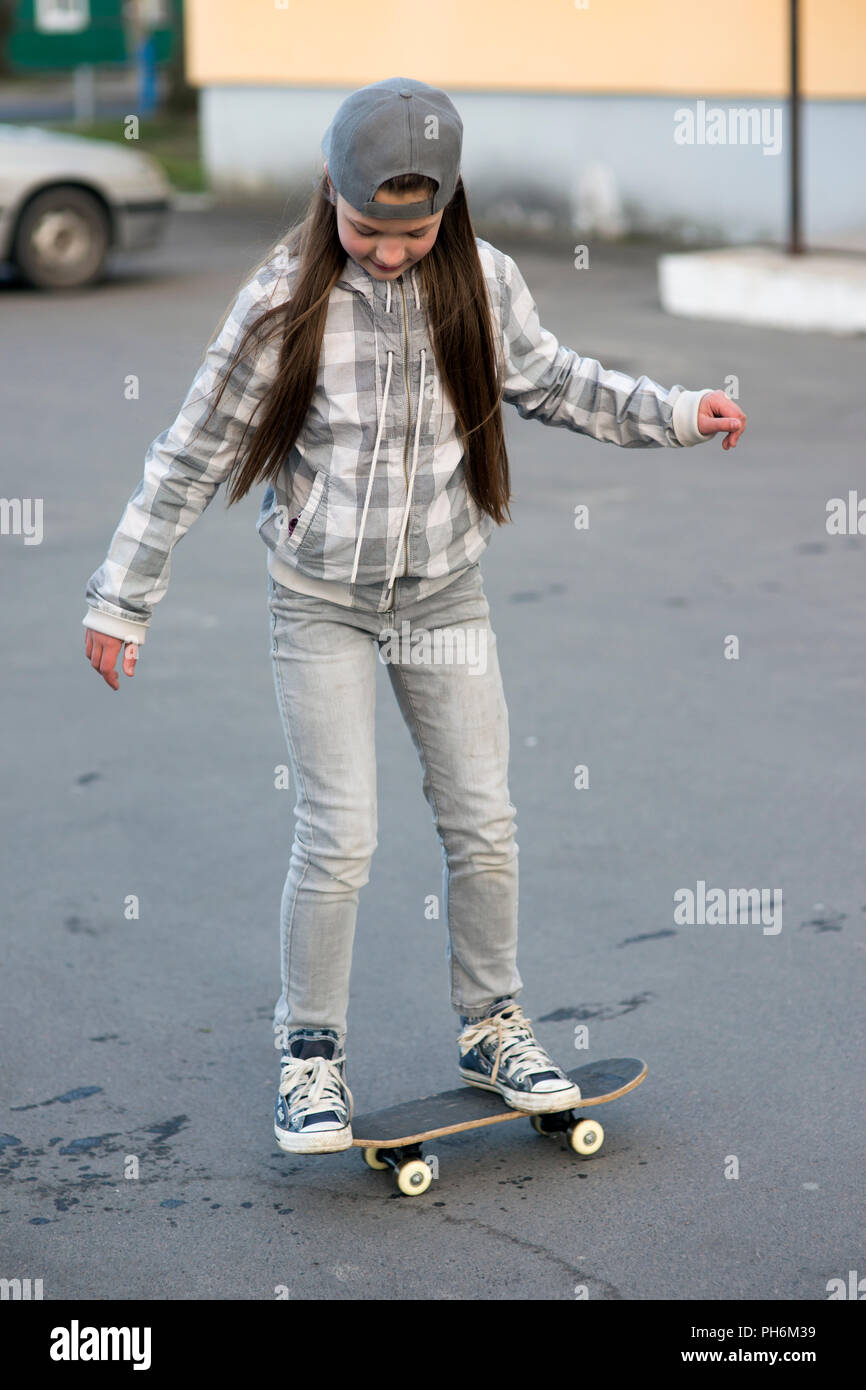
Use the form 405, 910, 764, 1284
267, 560, 522, 1044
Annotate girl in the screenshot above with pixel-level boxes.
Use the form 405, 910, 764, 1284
83, 77, 746, 1156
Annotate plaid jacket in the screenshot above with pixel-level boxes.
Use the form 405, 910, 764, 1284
82, 237, 713, 644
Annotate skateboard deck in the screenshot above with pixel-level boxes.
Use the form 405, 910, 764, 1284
352, 1057, 647, 1195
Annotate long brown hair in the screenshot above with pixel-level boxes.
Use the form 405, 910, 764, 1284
202, 171, 513, 525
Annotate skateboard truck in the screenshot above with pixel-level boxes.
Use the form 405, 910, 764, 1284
362, 1143, 432, 1195
530, 1110, 605, 1153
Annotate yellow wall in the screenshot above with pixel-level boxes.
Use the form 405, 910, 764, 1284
186, 0, 866, 98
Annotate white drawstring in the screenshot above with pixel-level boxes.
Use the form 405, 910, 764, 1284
350, 267, 424, 590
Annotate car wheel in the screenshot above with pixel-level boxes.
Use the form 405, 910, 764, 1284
13, 185, 111, 290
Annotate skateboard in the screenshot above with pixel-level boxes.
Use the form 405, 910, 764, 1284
352, 1056, 647, 1196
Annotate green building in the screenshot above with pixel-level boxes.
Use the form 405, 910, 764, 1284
5, 0, 176, 70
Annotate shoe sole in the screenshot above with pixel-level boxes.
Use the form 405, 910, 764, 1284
274, 1123, 354, 1155
459, 1069, 582, 1113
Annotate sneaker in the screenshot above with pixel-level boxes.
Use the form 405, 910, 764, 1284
457, 999, 582, 1113
274, 1027, 354, 1154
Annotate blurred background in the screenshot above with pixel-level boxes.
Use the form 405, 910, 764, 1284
1, 0, 865, 280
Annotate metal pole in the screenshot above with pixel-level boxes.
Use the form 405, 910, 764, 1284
788, 0, 802, 254
73, 64, 96, 127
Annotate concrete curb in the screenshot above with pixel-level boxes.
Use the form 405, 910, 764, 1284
658, 245, 866, 335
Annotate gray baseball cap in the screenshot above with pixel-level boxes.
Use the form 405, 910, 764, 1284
321, 76, 463, 220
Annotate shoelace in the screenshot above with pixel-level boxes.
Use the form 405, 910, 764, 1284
458, 1005, 556, 1087
278, 1054, 354, 1120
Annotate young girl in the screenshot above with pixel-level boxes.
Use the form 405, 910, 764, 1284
83, 76, 746, 1156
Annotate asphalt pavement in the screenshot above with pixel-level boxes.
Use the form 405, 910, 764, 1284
2, 204, 864, 1301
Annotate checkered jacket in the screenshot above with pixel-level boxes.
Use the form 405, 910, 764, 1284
82, 237, 713, 644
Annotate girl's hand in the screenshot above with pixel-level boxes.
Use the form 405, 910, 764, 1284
84, 630, 139, 691
697, 390, 747, 450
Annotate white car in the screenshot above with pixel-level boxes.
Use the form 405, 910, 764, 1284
0, 123, 173, 289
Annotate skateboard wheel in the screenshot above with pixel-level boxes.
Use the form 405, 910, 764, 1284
362, 1146, 389, 1171
530, 1115, 553, 1136
396, 1159, 432, 1196
568, 1118, 604, 1155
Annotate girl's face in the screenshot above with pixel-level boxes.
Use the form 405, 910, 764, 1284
326, 165, 443, 280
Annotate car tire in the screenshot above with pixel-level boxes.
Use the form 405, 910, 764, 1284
13, 185, 111, 290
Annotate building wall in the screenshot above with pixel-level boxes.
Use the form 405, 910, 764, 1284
187, 0, 866, 244
186, 0, 866, 97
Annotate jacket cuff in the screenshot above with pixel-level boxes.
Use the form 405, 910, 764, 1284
672, 388, 715, 446
82, 609, 148, 646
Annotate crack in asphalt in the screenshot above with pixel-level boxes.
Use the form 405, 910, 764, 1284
411, 1208, 623, 1298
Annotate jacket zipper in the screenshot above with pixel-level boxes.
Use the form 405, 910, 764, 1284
398, 280, 412, 584
381, 281, 413, 619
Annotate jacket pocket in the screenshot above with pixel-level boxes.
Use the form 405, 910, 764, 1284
279, 469, 328, 555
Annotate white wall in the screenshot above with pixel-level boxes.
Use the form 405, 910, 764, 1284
200, 85, 866, 246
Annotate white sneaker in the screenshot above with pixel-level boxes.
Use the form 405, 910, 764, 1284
274, 1028, 354, 1154
457, 1000, 582, 1113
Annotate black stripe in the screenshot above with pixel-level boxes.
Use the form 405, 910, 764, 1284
116, 200, 171, 214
